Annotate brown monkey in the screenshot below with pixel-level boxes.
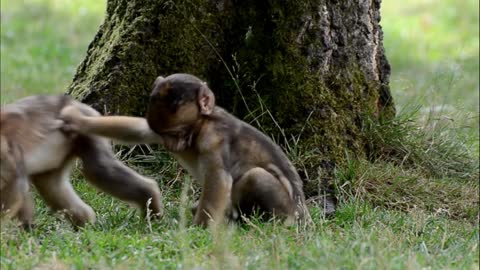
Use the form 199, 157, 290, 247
0, 95, 162, 228
60, 74, 308, 227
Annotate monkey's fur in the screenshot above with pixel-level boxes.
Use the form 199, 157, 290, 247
61, 74, 308, 227
0, 95, 162, 228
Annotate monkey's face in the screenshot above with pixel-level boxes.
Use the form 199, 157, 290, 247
146, 74, 208, 135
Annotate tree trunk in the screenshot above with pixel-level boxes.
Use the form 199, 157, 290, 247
68, 0, 394, 198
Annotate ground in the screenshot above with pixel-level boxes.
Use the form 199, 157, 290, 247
0, 0, 478, 269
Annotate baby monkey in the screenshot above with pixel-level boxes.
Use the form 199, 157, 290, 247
1, 95, 162, 228
61, 74, 308, 227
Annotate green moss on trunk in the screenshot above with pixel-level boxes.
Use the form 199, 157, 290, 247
68, 0, 222, 115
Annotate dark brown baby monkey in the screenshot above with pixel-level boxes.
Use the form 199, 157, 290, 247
60, 74, 308, 227
0, 95, 162, 228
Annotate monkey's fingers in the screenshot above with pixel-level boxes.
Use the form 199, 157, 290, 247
59, 106, 84, 123
50, 119, 64, 130
59, 107, 84, 131
57, 120, 81, 139
63, 125, 81, 138
59, 121, 71, 131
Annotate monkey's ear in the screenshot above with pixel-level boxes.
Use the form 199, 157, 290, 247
198, 83, 215, 115
152, 76, 165, 89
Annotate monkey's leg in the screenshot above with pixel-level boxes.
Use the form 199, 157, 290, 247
16, 193, 34, 229
31, 162, 96, 227
0, 184, 24, 220
1, 178, 34, 228
76, 136, 163, 218
232, 167, 296, 224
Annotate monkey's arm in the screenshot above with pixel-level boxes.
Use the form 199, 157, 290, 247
193, 152, 233, 227
60, 106, 162, 144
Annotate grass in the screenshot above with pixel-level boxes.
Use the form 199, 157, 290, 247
382, 0, 479, 113
1, 0, 479, 269
1, 175, 478, 269
363, 106, 478, 182
0, 0, 105, 103
381, 0, 479, 153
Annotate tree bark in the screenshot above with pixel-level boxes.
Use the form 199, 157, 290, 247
68, 0, 394, 198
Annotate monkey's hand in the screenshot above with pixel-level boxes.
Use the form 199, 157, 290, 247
61, 107, 164, 144
59, 106, 89, 134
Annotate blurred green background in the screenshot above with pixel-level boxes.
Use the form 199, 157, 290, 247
1, 0, 478, 118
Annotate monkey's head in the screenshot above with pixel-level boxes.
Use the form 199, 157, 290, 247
146, 73, 215, 135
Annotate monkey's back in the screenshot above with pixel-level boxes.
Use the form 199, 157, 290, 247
211, 107, 306, 206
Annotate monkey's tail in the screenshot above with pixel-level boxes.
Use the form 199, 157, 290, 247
266, 164, 311, 223
266, 164, 294, 199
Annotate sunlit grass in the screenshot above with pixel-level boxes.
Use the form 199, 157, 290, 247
382, 0, 479, 114
0, 0, 106, 103
382, 0, 479, 155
